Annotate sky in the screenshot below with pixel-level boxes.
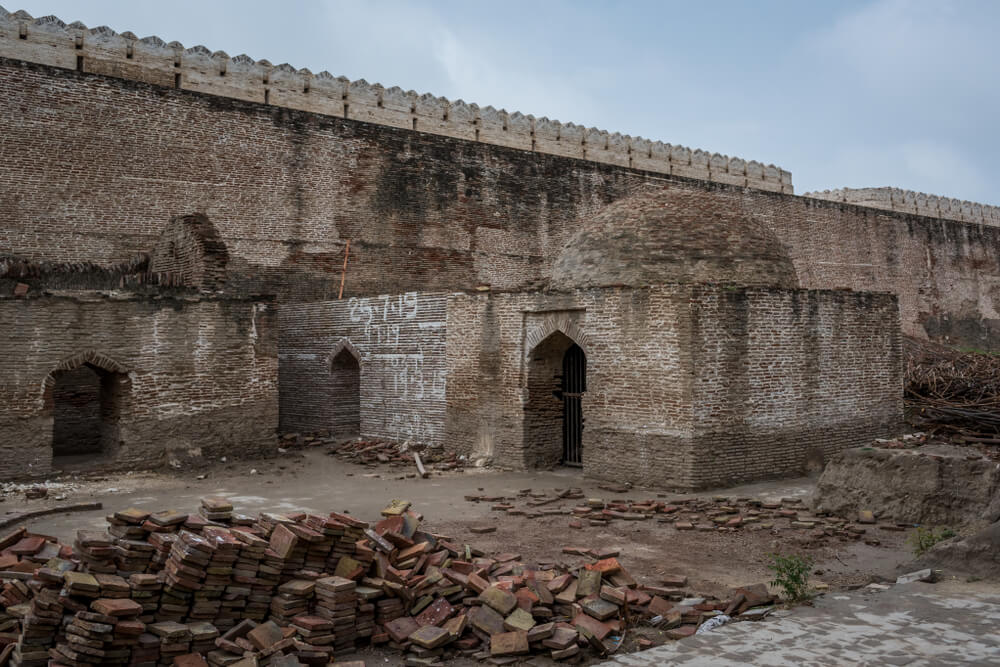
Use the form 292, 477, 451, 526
10, 0, 1000, 204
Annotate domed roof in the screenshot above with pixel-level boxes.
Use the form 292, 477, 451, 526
549, 188, 799, 290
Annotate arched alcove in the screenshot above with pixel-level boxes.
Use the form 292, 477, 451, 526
44, 353, 130, 465
329, 342, 361, 439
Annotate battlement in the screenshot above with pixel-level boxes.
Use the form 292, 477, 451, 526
0, 5, 792, 193
804, 187, 1000, 227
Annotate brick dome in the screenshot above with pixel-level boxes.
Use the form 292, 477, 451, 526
549, 188, 799, 290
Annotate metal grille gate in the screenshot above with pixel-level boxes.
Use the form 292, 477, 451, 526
561, 344, 586, 466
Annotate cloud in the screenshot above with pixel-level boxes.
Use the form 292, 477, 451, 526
811, 0, 999, 95
806, 139, 991, 203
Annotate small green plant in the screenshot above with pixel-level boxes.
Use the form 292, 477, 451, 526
767, 553, 813, 602
909, 526, 957, 557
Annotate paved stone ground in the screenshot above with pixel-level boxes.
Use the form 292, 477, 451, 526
600, 582, 1000, 666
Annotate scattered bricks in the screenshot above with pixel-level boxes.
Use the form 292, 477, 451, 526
408, 625, 451, 650
586, 557, 621, 574
268, 524, 299, 559
174, 653, 210, 667
542, 627, 579, 651
858, 510, 876, 524
469, 605, 505, 636
91, 598, 143, 617
546, 574, 572, 594
441, 612, 467, 639
479, 586, 517, 615
647, 596, 673, 617
490, 631, 529, 657
580, 598, 619, 621
415, 598, 454, 627
247, 620, 284, 650
526, 622, 553, 643
9, 535, 47, 556
149, 510, 188, 527
665, 624, 698, 640
502, 608, 535, 633
384, 617, 420, 644
661, 574, 688, 587
115, 508, 151, 524
599, 585, 626, 607
561, 546, 589, 556
576, 569, 601, 598
572, 613, 611, 641
554, 579, 578, 605
469, 526, 496, 534
675, 522, 694, 531
731, 584, 773, 613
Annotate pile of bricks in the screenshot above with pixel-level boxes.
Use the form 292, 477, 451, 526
324, 439, 467, 473
0, 497, 779, 665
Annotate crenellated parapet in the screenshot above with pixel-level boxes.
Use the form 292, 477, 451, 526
804, 187, 1000, 227
0, 5, 793, 193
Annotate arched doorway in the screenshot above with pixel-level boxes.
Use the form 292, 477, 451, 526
524, 331, 587, 468
330, 347, 361, 439
50, 362, 127, 464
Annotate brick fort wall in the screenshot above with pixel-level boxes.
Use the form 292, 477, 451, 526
1, 58, 996, 348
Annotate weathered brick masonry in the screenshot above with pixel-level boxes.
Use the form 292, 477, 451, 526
1, 58, 998, 348
0, 293, 278, 478
283, 285, 901, 489
279, 293, 447, 444
0, 11, 992, 485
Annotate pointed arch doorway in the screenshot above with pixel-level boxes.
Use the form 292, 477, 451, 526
524, 331, 587, 468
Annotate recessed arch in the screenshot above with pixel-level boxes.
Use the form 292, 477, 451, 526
326, 338, 361, 439
43, 351, 131, 464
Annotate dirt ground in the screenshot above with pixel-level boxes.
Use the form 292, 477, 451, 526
0, 446, 931, 665
3, 447, 917, 592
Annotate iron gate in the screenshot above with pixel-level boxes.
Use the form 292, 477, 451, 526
562, 344, 586, 466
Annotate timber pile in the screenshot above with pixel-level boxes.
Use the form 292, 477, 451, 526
0, 499, 776, 665
905, 337, 1000, 442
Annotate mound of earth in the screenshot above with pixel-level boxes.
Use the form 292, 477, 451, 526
811, 445, 1000, 528
914, 522, 1000, 579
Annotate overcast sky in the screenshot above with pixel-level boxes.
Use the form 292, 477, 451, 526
10, 0, 1000, 204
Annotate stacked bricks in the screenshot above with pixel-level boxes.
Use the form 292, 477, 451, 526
313, 576, 357, 655
146, 621, 191, 665
51, 598, 144, 666
270, 580, 314, 625
74, 532, 115, 574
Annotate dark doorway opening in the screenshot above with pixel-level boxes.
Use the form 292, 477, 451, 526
561, 343, 586, 466
51, 363, 125, 464
524, 332, 586, 468
330, 348, 361, 439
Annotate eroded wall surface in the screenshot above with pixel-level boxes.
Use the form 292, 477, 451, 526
445, 286, 902, 489
1, 59, 997, 349
0, 294, 278, 479
278, 293, 448, 445
687, 287, 903, 488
